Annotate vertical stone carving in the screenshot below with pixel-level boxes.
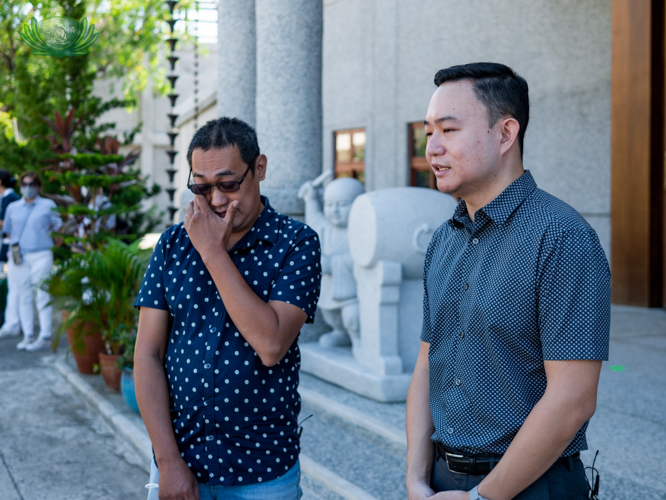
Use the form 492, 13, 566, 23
217, 0, 256, 126
256, 0, 323, 216
300, 187, 458, 402
299, 176, 365, 354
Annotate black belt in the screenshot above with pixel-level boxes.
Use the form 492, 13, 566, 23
436, 442, 580, 476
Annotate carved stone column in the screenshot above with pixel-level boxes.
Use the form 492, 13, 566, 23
217, 0, 256, 126
255, 0, 323, 217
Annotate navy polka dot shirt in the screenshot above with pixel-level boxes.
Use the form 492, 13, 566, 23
421, 171, 610, 457
135, 197, 322, 485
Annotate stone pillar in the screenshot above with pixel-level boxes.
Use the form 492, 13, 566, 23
256, 0, 323, 216
217, 0, 256, 127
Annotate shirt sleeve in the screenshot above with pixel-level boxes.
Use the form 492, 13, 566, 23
134, 231, 169, 311
3, 204, 13, 236
0, 197, 9, 220
537, 228, 611, 361
48, 201, 63, 231
268, 226, 322, 323
420, 226, 440, 344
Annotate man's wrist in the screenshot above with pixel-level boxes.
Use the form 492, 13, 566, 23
469, 485, 490, 500
200, 244, 229, 267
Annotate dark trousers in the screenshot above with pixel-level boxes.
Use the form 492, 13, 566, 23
431, 449, 590, 499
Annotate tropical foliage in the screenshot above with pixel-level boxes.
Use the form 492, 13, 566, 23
45, 238, 150, 356
0, 0, 191, 172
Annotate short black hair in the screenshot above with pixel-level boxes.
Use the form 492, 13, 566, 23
434, 62, 529, 158
0, 170, 15, 189
186, 117, 260, 172
19, 171, 41, 187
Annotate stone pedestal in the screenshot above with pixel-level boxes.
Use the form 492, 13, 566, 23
255, 0, 323, 216
300, 187, 458, 402
217, 0, 256, 126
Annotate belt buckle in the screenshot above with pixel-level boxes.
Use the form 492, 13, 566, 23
445, 452, 476, 475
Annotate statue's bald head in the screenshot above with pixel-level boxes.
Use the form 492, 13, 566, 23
323, 178, 365, 228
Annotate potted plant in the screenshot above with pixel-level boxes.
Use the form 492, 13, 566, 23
118, 328, 140, 414
45, 239, 149, 386
88, 239, 149, 392
45, 255, 105, 374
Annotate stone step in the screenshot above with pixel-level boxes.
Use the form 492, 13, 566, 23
54, 355, 394, 500
299, 388, 408, 500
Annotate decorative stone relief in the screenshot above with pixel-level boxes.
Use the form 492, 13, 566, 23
300, 185, 458, 402
298, 173, 365, 354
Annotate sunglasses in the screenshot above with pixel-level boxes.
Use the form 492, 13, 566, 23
21, 182, 37, 188
187, 164, 252, 195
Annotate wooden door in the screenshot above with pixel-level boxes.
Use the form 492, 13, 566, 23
611, 0, 665, 307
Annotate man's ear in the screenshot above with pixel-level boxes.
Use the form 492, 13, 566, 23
254, 154, 267, 182
499, 117, 520, 156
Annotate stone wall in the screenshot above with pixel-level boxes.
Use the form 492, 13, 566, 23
322, 0, 611, 258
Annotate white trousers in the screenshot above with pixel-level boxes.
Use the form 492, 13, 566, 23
3, 270, 19, 330
7, 250, 54, 340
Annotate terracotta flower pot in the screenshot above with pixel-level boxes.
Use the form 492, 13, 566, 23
65, 322, 105, 375
99, 352, 122, 392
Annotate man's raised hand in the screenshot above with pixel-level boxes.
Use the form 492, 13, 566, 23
183, 195, 239, 258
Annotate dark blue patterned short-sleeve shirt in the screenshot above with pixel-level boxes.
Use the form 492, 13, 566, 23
135, 196, 321, 485
421, 171, 610, 457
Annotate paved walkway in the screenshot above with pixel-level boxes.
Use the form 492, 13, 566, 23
0, 337, 149, 500
584, 306, 666, 499
0, 305, 664, 499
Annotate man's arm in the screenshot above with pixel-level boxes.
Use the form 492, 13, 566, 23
203, 250, 308, 366
406, 341, 437, 500
134, 307, 200, 500
185, 197, 311, 367
474, 359, 601, 500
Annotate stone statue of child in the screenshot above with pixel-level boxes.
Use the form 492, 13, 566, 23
298, 176, 365, 349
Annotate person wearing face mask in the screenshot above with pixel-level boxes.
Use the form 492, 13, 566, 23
0, 170, 21, 337
3, 172, 63, 350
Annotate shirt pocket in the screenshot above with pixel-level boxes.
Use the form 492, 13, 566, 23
243, 269, 277, 302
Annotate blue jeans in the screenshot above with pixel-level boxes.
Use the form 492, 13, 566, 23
148, 457, 303, 500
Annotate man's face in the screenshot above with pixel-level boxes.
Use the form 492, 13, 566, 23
190, 146, 266, 232
424, 80, 504, 198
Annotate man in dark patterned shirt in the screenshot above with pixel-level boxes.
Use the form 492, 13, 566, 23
135, 117, 321, 500
406, 63, 610, 500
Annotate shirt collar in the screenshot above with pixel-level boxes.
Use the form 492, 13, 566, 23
448, 170, 537, 229
233, 195, 280, 250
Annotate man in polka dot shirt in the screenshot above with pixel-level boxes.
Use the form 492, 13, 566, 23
406, 63, 610, 500
134, 117, 321, 500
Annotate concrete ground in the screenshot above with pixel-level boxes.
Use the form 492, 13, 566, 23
0, 336, 149, 500
582, 306, 666, 499
0, 305, 664, 499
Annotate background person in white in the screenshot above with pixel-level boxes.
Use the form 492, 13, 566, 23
0, 170, 21, 337
3, 172, 62, 350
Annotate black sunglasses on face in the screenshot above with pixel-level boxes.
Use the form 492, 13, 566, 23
187, 163, 253, 195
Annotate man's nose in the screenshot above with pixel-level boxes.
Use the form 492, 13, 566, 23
210, 187, 230, 207
426, 134, 445, 158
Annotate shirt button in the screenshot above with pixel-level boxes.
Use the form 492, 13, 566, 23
472, 238, 479, 244
204, 363, 212, 369
204, 400, 210, 406
460, 331, 465, 338
210, 327, 217, 333
456, 379, 461, 386
447, 427, 454, 434
463, 283, 469, 291
206, 436, 214, 442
